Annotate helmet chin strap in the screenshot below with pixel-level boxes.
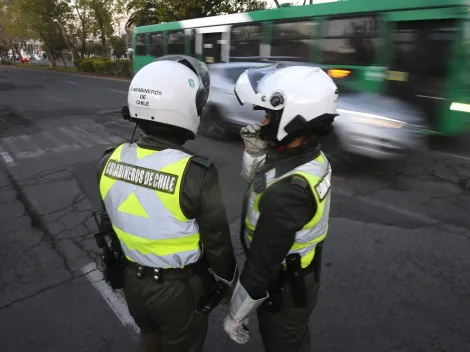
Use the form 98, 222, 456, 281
259, 109, 282, 145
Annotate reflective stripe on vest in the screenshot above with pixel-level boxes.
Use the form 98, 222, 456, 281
99, 143, 201, 269
245, 152, 331, 268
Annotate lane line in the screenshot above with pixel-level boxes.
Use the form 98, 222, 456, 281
107, 88, 127, 94
81, 262, 140, 333
42, 93, 67, 102
65, 80, 78, 85
0, 146, 16, 166
433, 151, 470, 163
334, 186, 468, 235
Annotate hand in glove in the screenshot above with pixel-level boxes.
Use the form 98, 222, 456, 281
223, 279, 268, 344
240, 123, 267, 157
224, 316, 251, 344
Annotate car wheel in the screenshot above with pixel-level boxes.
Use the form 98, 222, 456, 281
199, 105, 235, 140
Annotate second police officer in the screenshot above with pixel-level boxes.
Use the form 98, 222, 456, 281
224, 64, 338, 351
96, 55, 237, 352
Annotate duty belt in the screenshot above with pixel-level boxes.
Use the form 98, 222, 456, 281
126, 259, 204, 282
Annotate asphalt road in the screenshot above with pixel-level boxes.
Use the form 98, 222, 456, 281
0, 65, 469, 352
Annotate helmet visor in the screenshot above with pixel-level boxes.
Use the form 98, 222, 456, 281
155, 55, 210, 115
245, 63, 287, 94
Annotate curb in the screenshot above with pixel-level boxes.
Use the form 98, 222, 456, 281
4, 65, 132, 83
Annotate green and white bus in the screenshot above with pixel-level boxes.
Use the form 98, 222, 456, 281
132, 0, 470, 135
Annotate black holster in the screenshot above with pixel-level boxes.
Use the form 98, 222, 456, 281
286, 253, 307, 308
196, 272, 227, 315
313, 241, 324, 283
264, 242, 325, 311
94, 231, 126, 290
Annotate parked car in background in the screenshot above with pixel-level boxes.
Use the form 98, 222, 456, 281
200, 61, 429, 160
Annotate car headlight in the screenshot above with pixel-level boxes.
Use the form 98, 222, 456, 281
337, 109, 405, 129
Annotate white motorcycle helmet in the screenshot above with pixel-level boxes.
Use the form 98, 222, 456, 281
126, 55, 210, 139
234, 63, 338, 144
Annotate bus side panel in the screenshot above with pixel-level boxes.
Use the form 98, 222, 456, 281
443, 18, 470, 134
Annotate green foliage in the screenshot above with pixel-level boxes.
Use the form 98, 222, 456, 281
74, 57, 132, 77
124, 0, 267, 29
110, 35, 127, 58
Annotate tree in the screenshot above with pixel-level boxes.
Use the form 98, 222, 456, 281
0, 0, 34, 60
125, 1, 159, 30
12, 0, 73, 67
53, 18, 80, 61
110, 35, 126, 58
70, 0, 94, 58
88, 0, 114, 56
124, 0, 267, 29
87, 42, 103, 56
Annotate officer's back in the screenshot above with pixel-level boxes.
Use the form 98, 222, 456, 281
96, 55, 237, 352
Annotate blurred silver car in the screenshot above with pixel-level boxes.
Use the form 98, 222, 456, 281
200, 62, 266, 139
334, 92, 428, 159
201, 61, 428, 159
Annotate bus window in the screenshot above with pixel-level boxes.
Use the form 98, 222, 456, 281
191, 30, 196, 57
135, 34, 147, 56
386, 20, 457, 127
463, 21, 470, 93
149, 33, 164, 57
322, 16, 380, 66
271, 20, 318, 61
230, 25, 262, 58
168, 30, 186, 55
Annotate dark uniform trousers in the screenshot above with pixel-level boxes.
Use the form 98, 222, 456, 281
258, 268, 320, 352
123, 266, 209, 352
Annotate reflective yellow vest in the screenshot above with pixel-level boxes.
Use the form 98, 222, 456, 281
99, 143, 201, 269
245, 152, 331, 268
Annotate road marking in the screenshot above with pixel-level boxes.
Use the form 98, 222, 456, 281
107, 89, 127, 94
81, 263, 140, 333
42, 93, 66, 102
2, 135, 47, 159
0, 146, 16, 166
334, 186, 468, 235
65, 80, 78, 85
433, 151, 470, 163
58, 126, 110, 147
41, 131, 81, 153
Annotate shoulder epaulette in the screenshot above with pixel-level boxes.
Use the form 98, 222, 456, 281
291, 175, 309, 189
191, 156, 212, 168
103, 146, 117, 155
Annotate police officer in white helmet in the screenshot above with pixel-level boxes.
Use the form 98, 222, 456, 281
223, 63, 338, 351
96, 55, 237, 352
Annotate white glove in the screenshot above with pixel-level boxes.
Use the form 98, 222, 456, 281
224, 316, 251, 344
240, 124, 267, 157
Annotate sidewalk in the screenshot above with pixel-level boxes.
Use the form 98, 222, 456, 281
4, 63, 132, 82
